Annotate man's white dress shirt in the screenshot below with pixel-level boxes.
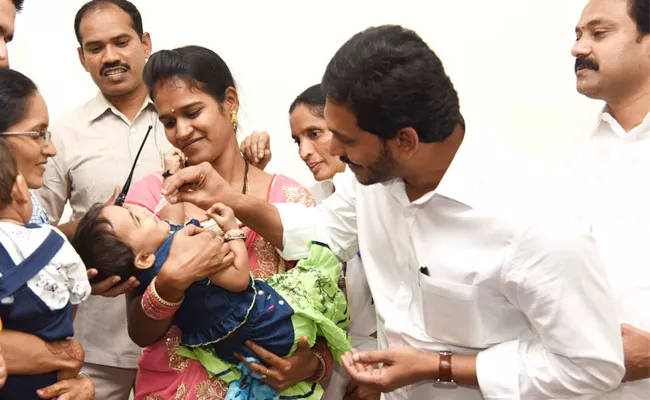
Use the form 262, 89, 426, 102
570, 110, 650, 400
275, 131, 625, 399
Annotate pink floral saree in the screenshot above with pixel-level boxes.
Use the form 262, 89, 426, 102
125, 172, 316, 400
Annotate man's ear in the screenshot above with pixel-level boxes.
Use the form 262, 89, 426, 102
77, 47, 90, 73
141, 32, 152, 59
392, 127, 420, 161
11, 175, 30, 205
134, 253, 155, 270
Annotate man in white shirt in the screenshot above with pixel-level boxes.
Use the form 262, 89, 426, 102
0, 0, 22, 68
570, 0, 650, 398
37, 1, 169, 399
162, 25, 625, 399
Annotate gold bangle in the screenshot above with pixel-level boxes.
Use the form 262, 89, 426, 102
309, 350, 327, 382
151, 277, 184, 307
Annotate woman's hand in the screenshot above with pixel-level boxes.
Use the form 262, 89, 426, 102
235, 336, 320, 392
240, 131, 272, 170
156, 225, 234, 302
37, 373, 94, 400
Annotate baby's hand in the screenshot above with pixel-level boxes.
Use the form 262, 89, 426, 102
206, 202, 238, 232
163, 148, 187, 175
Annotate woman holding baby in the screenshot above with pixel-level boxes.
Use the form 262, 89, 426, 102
117, 46, 334, 400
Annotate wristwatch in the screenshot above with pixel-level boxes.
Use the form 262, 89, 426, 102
433, 350, 457, 388
224, 229, 247, 242
162, 170, 173, 179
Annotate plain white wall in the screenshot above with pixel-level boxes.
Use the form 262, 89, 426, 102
10, 0, 601, 221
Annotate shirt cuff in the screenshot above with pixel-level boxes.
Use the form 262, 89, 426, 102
274, 203, 317, 260
476, 340, 521, 399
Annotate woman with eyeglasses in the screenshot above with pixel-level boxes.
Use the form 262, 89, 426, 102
0, 68, 94, 400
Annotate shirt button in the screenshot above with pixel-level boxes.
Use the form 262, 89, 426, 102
129, 127, 136, 134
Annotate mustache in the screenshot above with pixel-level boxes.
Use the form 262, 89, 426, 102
575, 57, 599, 73
340, 156, 356, 166
100, 62, 131, 76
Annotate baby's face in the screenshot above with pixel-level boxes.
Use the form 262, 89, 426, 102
101, 205, 171, 257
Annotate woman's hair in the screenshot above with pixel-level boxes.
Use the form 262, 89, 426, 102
144, 45, 236, 107
72, 203, 137, 283
289, 84, 326, 119
0, 140, 18, 208
0, 68, 38, 133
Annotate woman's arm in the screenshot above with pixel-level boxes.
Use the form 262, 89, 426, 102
126, 225, 235, 347
0, 330, 83, 377
126, 291, 174, 348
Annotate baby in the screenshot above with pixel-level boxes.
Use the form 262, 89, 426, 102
0, 140, 90, 397
72, 151, 351, 400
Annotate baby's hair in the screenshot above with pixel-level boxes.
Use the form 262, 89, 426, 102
72, 203, 138, 283
0, 140, 18, 208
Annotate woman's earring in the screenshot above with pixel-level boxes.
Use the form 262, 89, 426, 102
231, 111, 238, 131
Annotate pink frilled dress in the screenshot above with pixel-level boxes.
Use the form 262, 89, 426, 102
124, 172, 317, 400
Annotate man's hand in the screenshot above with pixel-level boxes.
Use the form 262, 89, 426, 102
86, 270, 140, 297
240, 131, 272, 170
162, 162, 240, 210
341, 347, 436, 393
621, 323, 650, 382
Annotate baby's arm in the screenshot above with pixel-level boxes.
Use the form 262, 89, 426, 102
160, 148, 188, 225
206, 203, 251, 293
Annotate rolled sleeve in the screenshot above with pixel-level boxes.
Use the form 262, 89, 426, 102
477, 340, 521, 399
487, 214, 625, 399
275, 168, 359, 262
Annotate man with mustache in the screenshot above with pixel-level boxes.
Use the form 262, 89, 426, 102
161, 24, 626, 399
37, 1, 170, 399
569, 0, 650, 398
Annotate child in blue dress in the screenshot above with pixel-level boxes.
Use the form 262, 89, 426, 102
73, 196, 351, 399
0, 141, 91, 399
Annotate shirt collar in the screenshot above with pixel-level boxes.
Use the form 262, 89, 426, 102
594, 105, 650, 139
85, 91, 156, 123
384, 128, 488, 209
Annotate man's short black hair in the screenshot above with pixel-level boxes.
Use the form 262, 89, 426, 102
322, 25, 462, 143
74, 0, 143, 47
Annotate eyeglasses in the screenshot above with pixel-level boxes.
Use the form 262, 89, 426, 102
0, 131, 52, 143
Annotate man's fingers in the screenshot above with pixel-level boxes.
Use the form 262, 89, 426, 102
352, 350, 391, 366
101, 277, 139, 297
258, 133, 270, 159
90, 275, 121, 295
161, 163, 209, 196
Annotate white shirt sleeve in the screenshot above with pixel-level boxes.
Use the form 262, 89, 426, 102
274, 169, 359, 262
476, 215, 625, 398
